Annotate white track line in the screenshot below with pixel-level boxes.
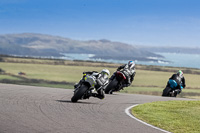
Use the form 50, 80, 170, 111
125, 104, 171, 133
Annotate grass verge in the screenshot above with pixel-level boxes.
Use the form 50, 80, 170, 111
132, 100, 200, 133
0, 74, 73, 89
120, 86, 200, 99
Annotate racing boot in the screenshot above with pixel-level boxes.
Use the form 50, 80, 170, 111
91, 89, 105, 99
91, 93, 104, 99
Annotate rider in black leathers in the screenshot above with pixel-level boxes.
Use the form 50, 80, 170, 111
74, 69, 110, 99
110, 61, 136, 89
167, 70, 186, 95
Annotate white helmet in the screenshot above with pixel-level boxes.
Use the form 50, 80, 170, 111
101, 69, 110, 76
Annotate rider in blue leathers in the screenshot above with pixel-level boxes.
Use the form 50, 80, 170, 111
167, 70, 186, 95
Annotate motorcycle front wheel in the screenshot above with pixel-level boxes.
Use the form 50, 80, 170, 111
71, 85, 88, 102
162, 87, 172, 97
105, 78, 118, 94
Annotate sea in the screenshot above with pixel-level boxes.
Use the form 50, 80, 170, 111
59, 53, 200, 69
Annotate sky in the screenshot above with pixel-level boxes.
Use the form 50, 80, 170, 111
0, 0, 200, 47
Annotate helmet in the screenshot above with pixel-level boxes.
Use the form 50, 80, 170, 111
128, 61, 135, 69
177, 70, 183, 78
101, 69, 110, 76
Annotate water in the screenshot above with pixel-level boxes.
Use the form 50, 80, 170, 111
60, 53, 200, 69
60, 53, 95, 60
155, 53, 200, 69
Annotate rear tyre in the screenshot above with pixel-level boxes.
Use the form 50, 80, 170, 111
71, 85, 88, 102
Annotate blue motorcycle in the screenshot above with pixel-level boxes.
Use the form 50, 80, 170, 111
162, 79, 183, 97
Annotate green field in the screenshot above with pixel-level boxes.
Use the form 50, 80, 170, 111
132, 101, 200, 133
1, 56, 200, 98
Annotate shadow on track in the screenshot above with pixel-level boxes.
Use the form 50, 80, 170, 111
56, 100, 96, 104
105, 93, 119, 95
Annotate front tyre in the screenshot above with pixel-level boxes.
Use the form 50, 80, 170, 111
71, 85, 88, 102
162, 87, 172, 97
105, 79, 118, 94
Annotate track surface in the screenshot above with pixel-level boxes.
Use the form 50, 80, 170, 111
0, 84, 190, 133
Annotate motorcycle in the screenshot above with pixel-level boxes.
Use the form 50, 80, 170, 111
162, 79, 183, 97
71, 74, 97, 102
105, 71, 126, 94
71, 74, 105, 102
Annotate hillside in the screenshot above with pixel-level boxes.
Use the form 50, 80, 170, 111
0, 33, 163, 61
139, 46, 200, 55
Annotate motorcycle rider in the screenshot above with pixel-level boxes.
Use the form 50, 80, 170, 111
110, 60, 136, 89
167, 70, 186, 95
74, 69, 110, 99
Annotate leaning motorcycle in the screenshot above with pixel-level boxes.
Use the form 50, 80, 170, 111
162, 79, 183, 97
105, 71, 126, 94
71, 74, 98, 102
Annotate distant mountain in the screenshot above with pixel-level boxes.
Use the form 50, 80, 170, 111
0, 33, 164, 61
139, 46, 200, 54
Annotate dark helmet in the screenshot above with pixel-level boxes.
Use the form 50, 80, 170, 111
128, 61, 135, 69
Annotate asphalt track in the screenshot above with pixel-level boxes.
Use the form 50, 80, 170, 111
0, 84, 191, 133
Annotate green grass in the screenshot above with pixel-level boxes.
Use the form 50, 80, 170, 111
1, 60, 200, 98
1, 62, 200, 88
0, 74, 73, 89
18, 83, 73, 89
120, 87, 163, 95
0, 74, 22, 80
0, 62, 114, 82
132, 101, 200, 133
120, 86, 200, 98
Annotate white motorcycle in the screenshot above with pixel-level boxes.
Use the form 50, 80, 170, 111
71, 74, 102, 102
